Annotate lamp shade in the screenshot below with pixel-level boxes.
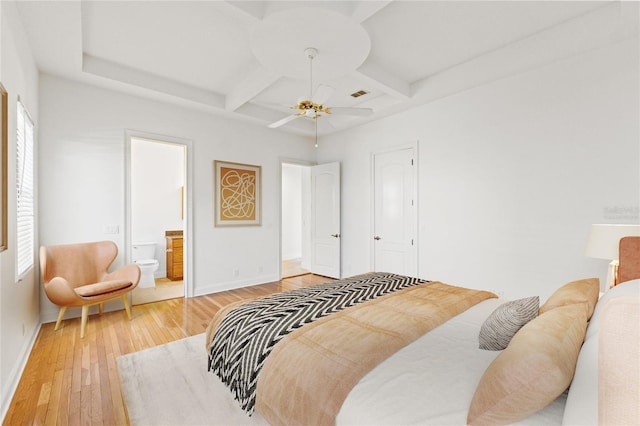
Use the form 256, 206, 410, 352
585, 224, 640, 259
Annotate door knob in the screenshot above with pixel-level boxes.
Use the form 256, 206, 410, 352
331, 234, 340, 238
374, 236, 381, 240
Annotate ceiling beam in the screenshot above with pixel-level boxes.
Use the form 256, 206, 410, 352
225, 66, 282, 112
411, 1, 636, 103
82, 54, 225, 108
350, 1, 394, 23
212, 1, 264, 23
354, 60, 412, 100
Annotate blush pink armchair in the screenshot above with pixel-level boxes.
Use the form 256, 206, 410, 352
40, 240, 141, 338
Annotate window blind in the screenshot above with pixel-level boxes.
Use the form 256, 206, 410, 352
16, 101, 34, 277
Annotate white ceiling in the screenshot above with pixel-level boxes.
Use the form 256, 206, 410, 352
14, 1, 637, 136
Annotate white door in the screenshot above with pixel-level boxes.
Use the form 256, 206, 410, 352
310, 162, 341, 278
373, 147, 417, 276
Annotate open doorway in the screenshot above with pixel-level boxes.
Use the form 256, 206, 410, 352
129, 136, 186, 305
281, 163, 311, 278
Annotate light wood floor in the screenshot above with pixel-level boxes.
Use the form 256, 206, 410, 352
282, 258, 310, 278
3, 273, 331, 426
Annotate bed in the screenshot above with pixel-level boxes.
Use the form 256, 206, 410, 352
205, 270, 639, 425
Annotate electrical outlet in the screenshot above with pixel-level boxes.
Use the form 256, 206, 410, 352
234, 269, 240, 277
104, 224, 119, 234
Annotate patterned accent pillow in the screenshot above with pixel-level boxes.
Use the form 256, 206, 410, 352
479, 296, 539, 351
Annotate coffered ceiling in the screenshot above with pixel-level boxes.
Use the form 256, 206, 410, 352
15, 1, 637, 136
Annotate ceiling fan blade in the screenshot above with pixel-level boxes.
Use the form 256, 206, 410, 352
311, 84, 334, 105
268, 114, 300, 128
327, 107, 373, 117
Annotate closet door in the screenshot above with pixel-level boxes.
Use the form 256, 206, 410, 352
373, 147, 417, 276
310, 162, 341, 279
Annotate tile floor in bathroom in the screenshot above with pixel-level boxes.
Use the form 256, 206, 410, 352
132, 277, 184, 305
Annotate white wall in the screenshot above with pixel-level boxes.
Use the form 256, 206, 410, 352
318, 37, 639, 301
0, 1, 40, 419
38, 75, 316, 322
131, 138, 185, 277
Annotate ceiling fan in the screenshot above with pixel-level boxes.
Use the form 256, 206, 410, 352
267, 47, 373, 129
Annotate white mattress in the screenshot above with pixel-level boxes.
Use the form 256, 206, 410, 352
337, 298, 567, 425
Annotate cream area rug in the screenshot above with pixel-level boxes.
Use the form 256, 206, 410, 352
117, 334, 268, 426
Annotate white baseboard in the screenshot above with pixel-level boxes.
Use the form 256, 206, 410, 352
1, 322, 41, 423
193, 274, 279, 297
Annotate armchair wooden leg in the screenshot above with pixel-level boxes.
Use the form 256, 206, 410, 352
55, 307, 67, 331
98, 303, 103, 315
80, 305, 89, 339
122, 294, 132, 320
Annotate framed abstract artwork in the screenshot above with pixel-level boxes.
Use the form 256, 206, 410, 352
0, 83, 7, 251
214, 160, 261, 226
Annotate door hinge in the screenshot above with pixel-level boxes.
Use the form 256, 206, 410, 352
411, 239, 414, 246
411, 158, 414, 166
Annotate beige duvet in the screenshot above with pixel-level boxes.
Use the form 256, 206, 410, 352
207, 280, 496, 426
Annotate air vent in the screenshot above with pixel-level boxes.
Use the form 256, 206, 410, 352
350, 90, 369, 98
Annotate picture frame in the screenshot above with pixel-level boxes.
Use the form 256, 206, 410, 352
0, 83, 7, 251
214, 160, 261, 226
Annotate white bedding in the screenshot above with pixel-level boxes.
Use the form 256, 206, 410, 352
337, 297, 567, 425
200, 297, 567, 425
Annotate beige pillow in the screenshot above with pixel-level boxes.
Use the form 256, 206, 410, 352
539, 278, 599, 320
467, 303, 588, 425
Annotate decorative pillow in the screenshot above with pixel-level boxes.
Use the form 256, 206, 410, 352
478, 296, 539, 351
561, 332, 598, 425
467, 303, 588, 425
539, 278, 599, 320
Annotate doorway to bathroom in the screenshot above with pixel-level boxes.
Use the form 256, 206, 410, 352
129, 136, 187, 305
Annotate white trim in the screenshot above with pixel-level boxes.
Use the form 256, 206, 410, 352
0, 323, 41, 423
124, 130, 194, 298
193, 274, 280, 297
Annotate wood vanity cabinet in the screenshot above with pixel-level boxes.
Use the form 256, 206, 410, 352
166, 232, 183, 281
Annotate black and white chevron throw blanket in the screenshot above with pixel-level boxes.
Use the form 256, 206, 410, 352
207, 272, 427, 414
